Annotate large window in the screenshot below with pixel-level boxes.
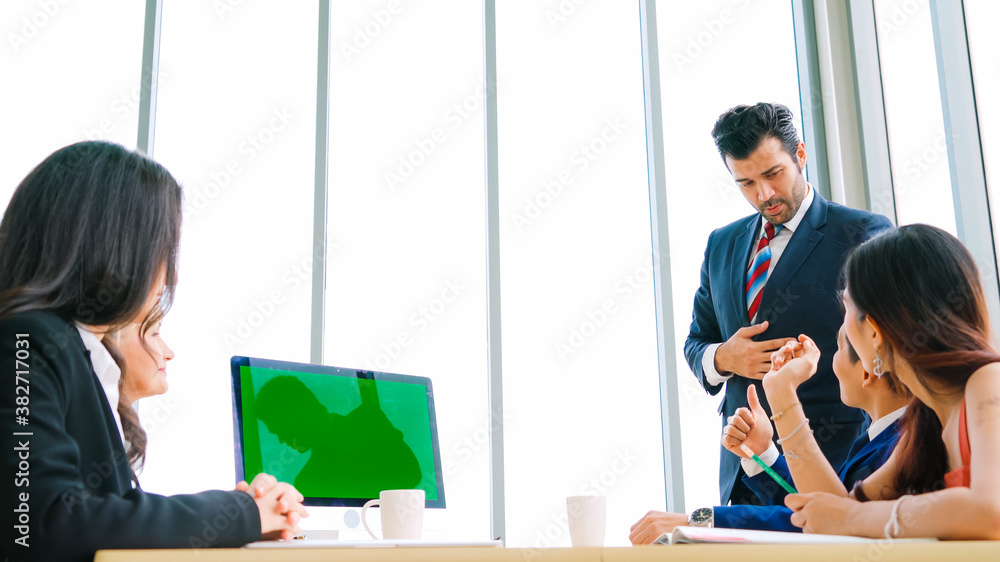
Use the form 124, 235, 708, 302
322, 0, 490, 540
497, 0, 661, 547
0, 0, 145, 210
874, 0, 957, 234
655, 0, 804, 511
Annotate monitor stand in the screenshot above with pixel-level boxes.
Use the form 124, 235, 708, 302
300, 505, 446, 541
299, 507, 364, 540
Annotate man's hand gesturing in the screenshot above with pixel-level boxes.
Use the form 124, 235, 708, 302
714, 321, 796, 380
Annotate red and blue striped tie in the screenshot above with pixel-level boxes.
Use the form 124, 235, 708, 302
746, 222, 782, 322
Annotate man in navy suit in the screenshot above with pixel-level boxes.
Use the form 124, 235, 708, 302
630, 325, 909, 541
683, 103, 892, 507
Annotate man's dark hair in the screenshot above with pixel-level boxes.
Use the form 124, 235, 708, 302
711, 102, 800, 165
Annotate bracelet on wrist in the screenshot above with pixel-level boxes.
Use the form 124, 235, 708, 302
770, 401, 802, 421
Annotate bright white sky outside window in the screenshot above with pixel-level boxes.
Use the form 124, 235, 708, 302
321, 0, 491, 540
497, 0, 661, 548
0, 1, 144, 209
964, 0, 1000, 274
874, 0, 958, 235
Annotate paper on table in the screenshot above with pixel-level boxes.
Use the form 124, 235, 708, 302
246, 539, 503, 549
654, 526, 937, 545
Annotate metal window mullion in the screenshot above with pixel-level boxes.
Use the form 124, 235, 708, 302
928, 0, 1000, 336
311, 0, 332, 364
483, 0, 505, 543
845, 0, 897, 224
638, 0, 685, 514
792, 0, 833, 201
137, 0, 163, 155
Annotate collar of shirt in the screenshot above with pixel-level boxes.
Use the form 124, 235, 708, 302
868, 405, 907, 441
759, 182, 815, 236
75, 323, 127, 450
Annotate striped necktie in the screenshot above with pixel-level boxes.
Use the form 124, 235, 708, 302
746, 222, 782, 322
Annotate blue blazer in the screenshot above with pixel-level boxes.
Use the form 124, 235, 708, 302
684, 191, 892, 505
714, 418, 902, 532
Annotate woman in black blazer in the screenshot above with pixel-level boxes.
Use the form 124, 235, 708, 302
0, 141, 307, 562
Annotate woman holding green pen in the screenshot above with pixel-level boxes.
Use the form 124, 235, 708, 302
629, 323, 909, 542
785, 225, 1000, 540
723, 325, 910, 501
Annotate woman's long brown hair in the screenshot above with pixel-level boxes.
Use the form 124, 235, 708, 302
844, 224, 1000, 496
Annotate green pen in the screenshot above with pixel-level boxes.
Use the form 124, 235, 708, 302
740, 444, 798, 494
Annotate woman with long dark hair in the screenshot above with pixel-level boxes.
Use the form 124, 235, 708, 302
786, 224, 1000, 539
0, 141, 306, 561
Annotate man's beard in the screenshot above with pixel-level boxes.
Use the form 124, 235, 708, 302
759, 168, 806, 225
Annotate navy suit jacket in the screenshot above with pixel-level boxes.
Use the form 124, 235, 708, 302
714, 418, 902, 532
684, 191, 892, 505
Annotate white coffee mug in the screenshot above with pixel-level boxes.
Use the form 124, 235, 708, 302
567, 495, 606, 547
361, 489, 425, 540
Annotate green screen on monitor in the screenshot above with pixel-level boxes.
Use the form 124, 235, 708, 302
231, 357, 445, 507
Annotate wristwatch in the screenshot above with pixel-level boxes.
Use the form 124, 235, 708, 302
688, 507, 714, 528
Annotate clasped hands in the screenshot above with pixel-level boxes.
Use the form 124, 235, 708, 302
720, 334, 856, 535
722, 334, 820, 458
236, 473, 310, 540
762, 334, 821, 391
714, 321, 796, 380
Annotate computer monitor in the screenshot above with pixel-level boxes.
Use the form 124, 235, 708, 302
230, 356, 446, 508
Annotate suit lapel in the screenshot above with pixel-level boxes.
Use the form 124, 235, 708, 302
838, 434, 871, 480
730, 217, 760, 325
757, 192, 829, 321
845, 433, 871, 460
838, 420, 901, 481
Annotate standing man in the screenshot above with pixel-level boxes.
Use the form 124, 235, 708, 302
684, 102, 892, 507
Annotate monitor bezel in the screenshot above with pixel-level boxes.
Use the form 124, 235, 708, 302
231, 356, 447, 508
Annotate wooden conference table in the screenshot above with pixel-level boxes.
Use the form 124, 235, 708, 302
95, 541, 1000, 561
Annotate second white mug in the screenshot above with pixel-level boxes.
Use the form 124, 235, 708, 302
567, 495, 606, 547
361, 489, 425, 540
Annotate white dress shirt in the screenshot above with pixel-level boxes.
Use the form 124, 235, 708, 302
76, 323, 127, 451
702, 184, 816, 386
866, 405, 907, 442
741, 405, 907, 477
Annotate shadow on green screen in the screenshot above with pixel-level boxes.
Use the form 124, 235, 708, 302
254, 375, 421, 498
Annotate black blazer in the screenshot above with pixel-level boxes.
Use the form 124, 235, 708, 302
1, 311, 260, 562
684, 192, 893, 505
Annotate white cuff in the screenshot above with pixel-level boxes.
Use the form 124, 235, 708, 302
703, 343, 734, 386
741, 443, 780, 477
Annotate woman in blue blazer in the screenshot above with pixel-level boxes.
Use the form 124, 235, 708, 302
0, 141, 307, 562
630, 325, 910, 542
712, 326, 911, 532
